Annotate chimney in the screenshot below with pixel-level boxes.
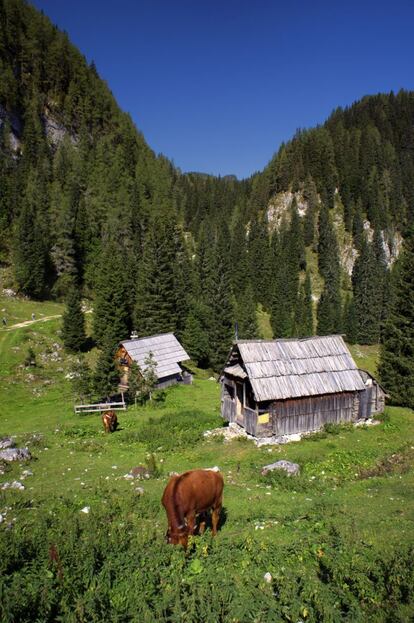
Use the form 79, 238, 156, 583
130, 330, 138, 340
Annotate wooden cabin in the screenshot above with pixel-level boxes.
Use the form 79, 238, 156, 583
220, 336, 386, 438
116, 333, 191, 390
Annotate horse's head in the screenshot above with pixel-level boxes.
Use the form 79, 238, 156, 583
166, 525, 188, 548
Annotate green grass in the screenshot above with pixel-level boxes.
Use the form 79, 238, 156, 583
348, 343, 380, 377
0, 299, 413, 621
0, 294, 64, 326
257, 304, 273, 339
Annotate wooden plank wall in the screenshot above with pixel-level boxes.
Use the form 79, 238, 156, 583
270, 392, 356, 435
222, 396, 236, 423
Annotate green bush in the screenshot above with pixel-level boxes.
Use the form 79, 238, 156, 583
262, 468, 322, 493
137, 410, 222, 452
0, 496, 413, 623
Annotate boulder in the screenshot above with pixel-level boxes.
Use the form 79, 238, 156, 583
0, 447, 31, 462
261, 460, 300, 476
0, 437, 14, 450
1, 480, 25, 490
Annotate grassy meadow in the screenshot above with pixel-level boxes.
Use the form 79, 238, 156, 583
0, 295, 413, 622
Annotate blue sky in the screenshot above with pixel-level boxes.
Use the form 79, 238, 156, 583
31, 0, 414, 179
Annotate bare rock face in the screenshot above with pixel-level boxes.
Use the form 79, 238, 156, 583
0, 447, 32, 462
261, 460, 300, 476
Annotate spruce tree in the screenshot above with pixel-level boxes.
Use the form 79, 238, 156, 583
378, 228, 414, 408
93, 241, 130, 347
343, 294, 358, 344
204, 228, 235, 371
70, 355, 93, 402
294, 271, 313, 337
248, 212, 271, 306
303, 175, 319, 247
61, 286, 86, 352
14, 170, 49, 299
351, 234, 383, 344
317, 203, 342, 335
127, 361, 142, 407
134, 216, 178, 336
236, 283, 259, 339
182, 300, 210, 368
93, 338, 120, 400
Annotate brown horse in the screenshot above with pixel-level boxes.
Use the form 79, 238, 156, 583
102, 410, 118, 433
162, 469, 224, 548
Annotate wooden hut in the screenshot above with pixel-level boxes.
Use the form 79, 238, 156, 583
116, 333, 191, 390
220, 336, 386, 437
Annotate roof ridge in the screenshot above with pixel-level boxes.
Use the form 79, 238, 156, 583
236, 334, 345, 345
122, 332, 175, 344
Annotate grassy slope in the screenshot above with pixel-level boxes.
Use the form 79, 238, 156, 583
0, 297, 413, 553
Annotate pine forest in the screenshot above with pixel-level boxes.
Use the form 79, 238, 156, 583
1, 0, 414, 405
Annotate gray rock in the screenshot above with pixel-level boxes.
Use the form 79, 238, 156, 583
0, 447, 31, 462
0, 437, 14, 450
135, 487, 145, 495
261, 460, 300, 476
1, 480, 25, 490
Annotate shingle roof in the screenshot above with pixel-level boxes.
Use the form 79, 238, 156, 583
121, 333, 190, 380
232, 335, 366, 402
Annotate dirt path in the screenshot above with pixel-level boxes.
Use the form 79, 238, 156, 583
2, 309, 92, 331
2, 314, 62, 330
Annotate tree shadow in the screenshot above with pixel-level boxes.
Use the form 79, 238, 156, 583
81, 336, 96, 352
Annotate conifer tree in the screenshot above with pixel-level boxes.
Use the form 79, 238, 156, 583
204, 228, 235, 371
182, 300, 210, 368
229, 219, 249, 294
351, 234, 383, 344
236, 283, 259, 339
127, 361, 141, 407
317, 202, 342, 335
303, 175, 319, 247
378, 228, 414, 408
294, 271, 313, 337
248, 212, 271, 306
93, 241, 130, 347
134, 216, 178, 336
70, 355, 93, 402
343, 294, 358, 344
14, 170, 49, 299
270, 228, 292, 338
93, 338, 119, 400
61, 286, 86, 352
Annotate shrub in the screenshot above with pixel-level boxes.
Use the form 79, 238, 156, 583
0, 498, 413, 623
137, 410, 222, 452
24, 347, 37, 367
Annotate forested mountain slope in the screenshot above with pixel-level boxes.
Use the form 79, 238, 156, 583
1, 0, 414, 376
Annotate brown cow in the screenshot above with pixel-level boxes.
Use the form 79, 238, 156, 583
162, 469, 224, 548
102, 410, 118, 433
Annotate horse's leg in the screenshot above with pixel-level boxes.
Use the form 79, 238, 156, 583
211, 500, 222, 536
198, 516, 206, 535
187, 511, 196, 535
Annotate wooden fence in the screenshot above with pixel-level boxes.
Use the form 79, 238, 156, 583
74, 399, 126, 415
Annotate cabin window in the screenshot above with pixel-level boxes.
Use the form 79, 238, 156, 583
119, 358, 128, 366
